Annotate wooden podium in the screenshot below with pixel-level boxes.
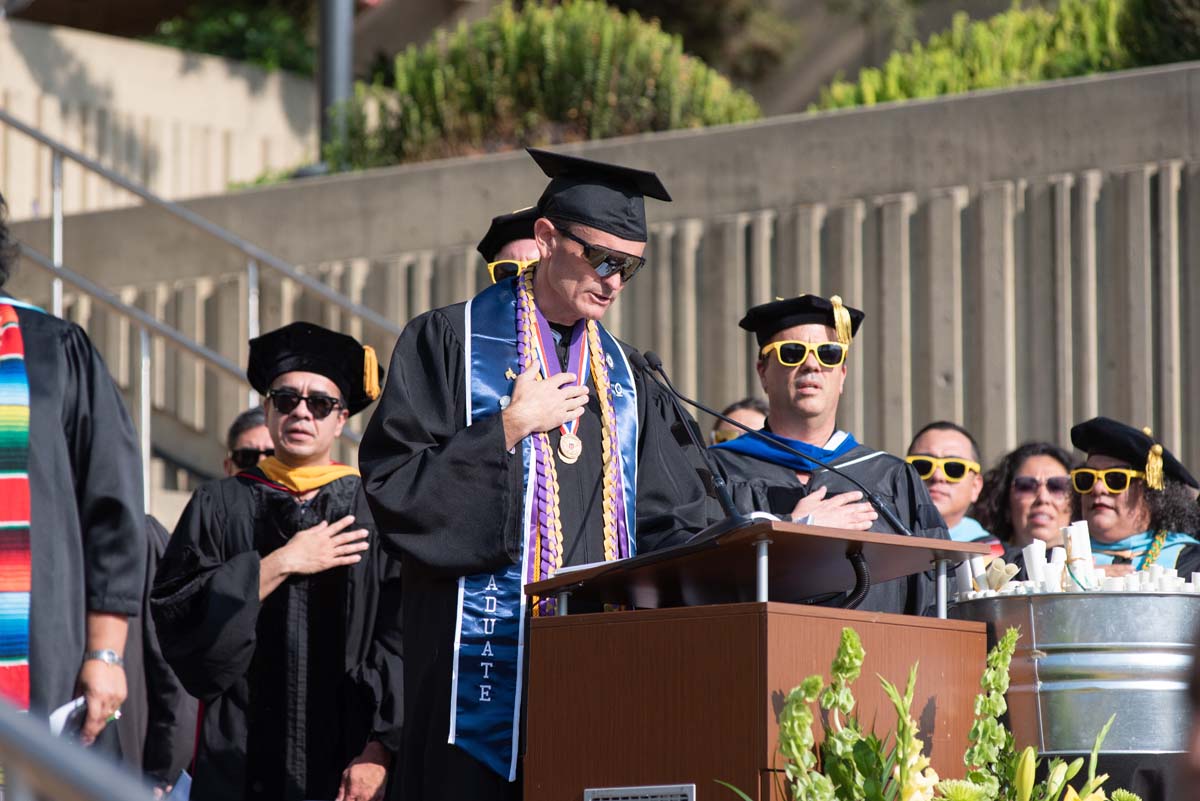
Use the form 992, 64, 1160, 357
523, 522, 990, 801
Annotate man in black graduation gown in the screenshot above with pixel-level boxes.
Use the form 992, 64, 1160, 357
0, 192, 144, 749
359, 149, 711, 801
152, 323, 403, 801
709, 295, 948, 614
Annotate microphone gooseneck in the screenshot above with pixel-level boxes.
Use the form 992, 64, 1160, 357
641, 351, 915, 539
628, 352, 748, 529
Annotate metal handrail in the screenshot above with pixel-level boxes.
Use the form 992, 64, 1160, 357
18, 244, 363, 499
0, 107, 402, 339
0, 701, 154, 801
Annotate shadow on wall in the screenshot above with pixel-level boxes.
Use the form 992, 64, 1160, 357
5, 23, 161, 213
176, 50, 315, 141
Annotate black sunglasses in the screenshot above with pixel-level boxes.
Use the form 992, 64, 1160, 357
267, 388, 344, 420
230, 447, 274, 470
556, 227, 647, 283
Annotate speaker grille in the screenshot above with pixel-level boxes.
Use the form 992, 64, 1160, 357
583, 784, 696, 801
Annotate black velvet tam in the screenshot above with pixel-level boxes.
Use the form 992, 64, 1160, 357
476, 206, 539, 261
248, 322, 383, 415
1071, 416, 1198, 488
738, 294, 865, 347
528, 147, 671, 243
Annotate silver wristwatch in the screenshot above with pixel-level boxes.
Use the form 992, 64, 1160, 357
82, 649, 125, 668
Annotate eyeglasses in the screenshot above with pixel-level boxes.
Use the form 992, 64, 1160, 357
712, 429, 743, 445
556, 227, 647, 283
1070, 467, 1144, 495
906, 455, 981, 482
759, 340, 848, 369
487, 258, 537, 284
267, 388, 344, 420
1011, 475, 1072, 498
229, 447, 274, 470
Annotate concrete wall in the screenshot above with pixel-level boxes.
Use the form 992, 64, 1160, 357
0, 17, 317, 221
10, 62, 1200, 478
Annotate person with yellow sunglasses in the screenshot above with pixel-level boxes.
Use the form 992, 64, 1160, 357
1070, 416, 1200, 576
905, 421, 994, 547
708, 294, 950, 616
478, 207, 540, 283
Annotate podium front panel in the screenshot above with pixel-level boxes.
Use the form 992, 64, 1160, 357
525, 602, 985, 801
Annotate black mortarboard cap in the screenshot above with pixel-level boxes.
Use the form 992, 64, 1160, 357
248, 322, 383, 416
738, 294, 865, 348
1071, 416, 1198, 490
528, 147, 671, 243
477, 207, 539, 261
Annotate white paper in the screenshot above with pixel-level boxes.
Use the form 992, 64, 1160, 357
48, 695, 86, 736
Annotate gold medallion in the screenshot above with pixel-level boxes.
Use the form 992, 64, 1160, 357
558, 433, 583, 464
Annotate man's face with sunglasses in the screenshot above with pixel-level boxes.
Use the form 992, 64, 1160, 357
906, 427, 982, 529
1080, 453, 1151, 543
533, 219, 645, 324
264, 371, 348, 467
223, 423, 274, 476
756, 323, 847, 431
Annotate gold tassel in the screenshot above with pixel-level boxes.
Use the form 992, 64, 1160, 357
1145, 442, 1164, 491
363, 345, 381, 401
830, 294, 852, 346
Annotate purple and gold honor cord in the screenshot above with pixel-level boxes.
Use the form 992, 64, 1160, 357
516, 270, 629, 613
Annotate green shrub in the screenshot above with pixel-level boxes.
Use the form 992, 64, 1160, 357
812, 0, 1130, 110
324, 0, 761, 171
144, 1, 315, 75
1119, 0, 1200, 65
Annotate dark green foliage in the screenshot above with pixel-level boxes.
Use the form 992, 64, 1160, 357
324, 0, 760, 171
145, 1, 315, 75
607, 0, 801, 81
813, 0, 1129, 110
1119, 0, 1200, 64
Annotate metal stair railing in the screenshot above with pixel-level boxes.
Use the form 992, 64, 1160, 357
18, 243, 363, 512
0, 107, 403, 341
0, 699, 155, 801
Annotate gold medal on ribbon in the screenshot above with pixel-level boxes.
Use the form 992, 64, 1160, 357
558, 432, 583, 464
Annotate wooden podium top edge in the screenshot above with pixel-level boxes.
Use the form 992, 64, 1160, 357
525, 520, 990, 597
528, 600, 988, 633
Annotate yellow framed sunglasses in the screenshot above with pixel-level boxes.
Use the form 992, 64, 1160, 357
712, 429, 743, 445
1070, 467, 1144, 495
759, 340, 848, 368
905, 455, 981, 482
487, 258, 537, 284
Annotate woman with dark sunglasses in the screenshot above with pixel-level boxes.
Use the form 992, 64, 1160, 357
974, 441, 1079, 549
1070, 416, 1200, 577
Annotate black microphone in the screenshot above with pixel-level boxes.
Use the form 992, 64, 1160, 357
628, 351, 750, 535
642, 351, 915, 539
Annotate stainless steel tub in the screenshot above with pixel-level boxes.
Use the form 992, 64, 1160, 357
952, 592, 1200, 754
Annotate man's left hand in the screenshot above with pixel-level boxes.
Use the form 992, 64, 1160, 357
335, 740, 392, 801
76, 659, 126, 746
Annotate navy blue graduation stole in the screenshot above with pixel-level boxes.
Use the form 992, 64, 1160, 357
448, 277, 638, 780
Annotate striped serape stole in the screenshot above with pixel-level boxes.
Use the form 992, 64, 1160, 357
0, 305, 31, 709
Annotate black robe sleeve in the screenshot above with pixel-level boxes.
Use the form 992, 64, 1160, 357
63, 324, 146, 616
141, 516, 198, 785
151, 485, 262, 702
892, 461, 950, 539
630, 375, 712, 552
359, 310, 525, 576
347, 495, 404, 753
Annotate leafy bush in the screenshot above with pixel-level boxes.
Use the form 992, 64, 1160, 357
324, 0, 761, 170
812, 0, 1129, 110
145, 1, 315, 75
1119, 0, 1200, 65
